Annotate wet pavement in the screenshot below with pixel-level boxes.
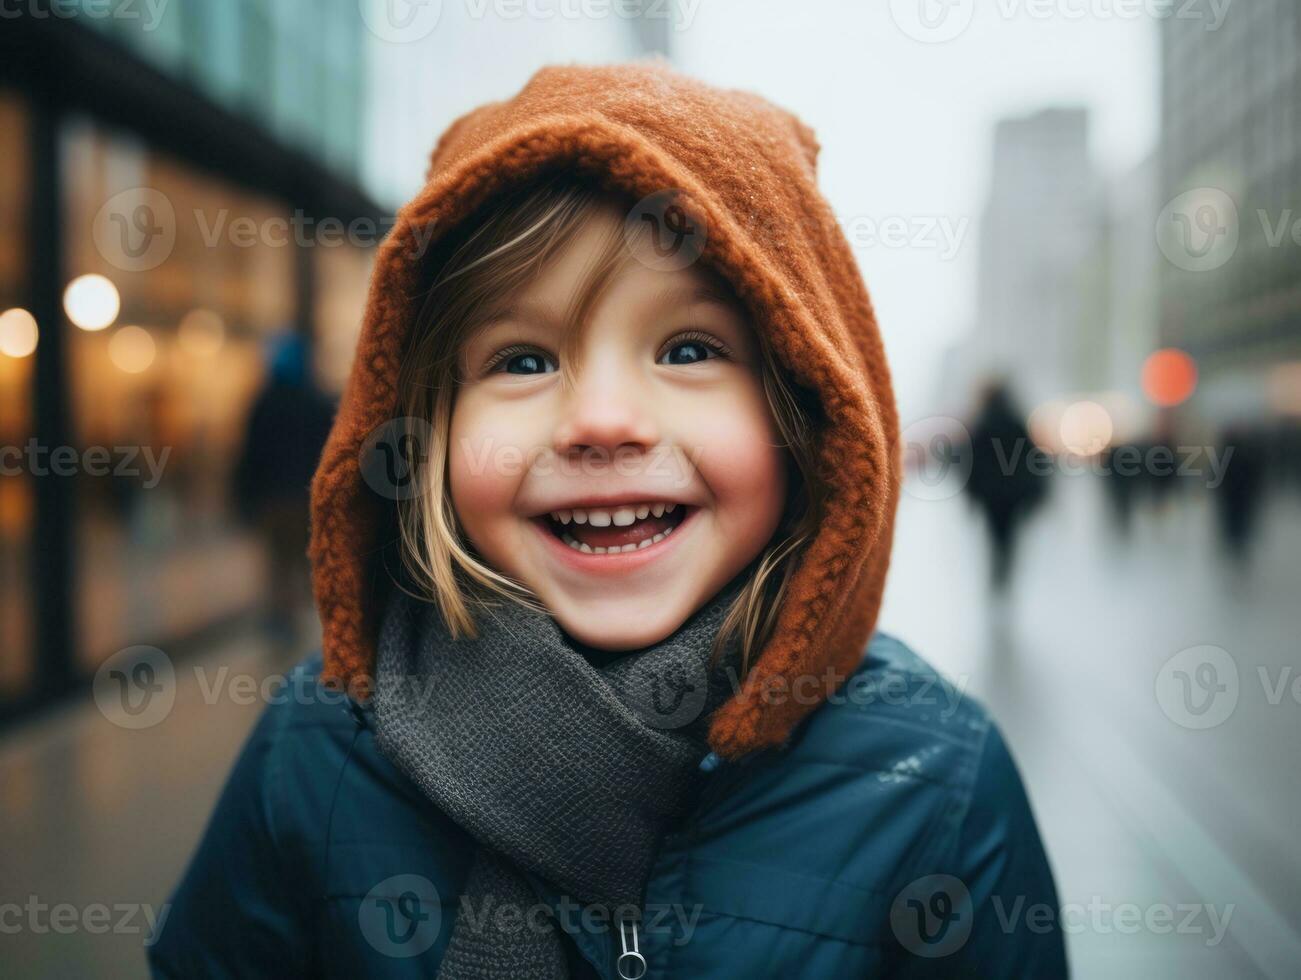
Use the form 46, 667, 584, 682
880, 472, 1301, 979
2, 476, 1299, 978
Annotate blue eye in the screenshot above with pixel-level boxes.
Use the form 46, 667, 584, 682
659, 330, 732, 366
486, 345, 555, 375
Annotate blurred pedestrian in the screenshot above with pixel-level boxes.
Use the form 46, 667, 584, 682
232, 332, 336, 654
1214, 427, 1265, 567
965, 381, 1049, 589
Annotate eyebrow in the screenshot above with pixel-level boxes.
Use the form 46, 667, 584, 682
467, 282, 741, 344
649, 282, 742, 315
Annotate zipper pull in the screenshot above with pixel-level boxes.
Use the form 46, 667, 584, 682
615, 912, 646, 979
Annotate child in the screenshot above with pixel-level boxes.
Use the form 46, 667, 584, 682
149, 61, 1066, 979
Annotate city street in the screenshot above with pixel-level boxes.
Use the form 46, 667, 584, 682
2, 471, 1298, 978
881, 469, 1301, 978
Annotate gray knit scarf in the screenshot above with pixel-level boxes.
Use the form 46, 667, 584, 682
371, 577, 745, 978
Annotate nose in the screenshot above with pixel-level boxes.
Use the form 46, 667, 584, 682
552, 365, 660, 461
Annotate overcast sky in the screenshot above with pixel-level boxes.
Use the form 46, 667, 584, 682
673, 0, 1160, 419
366, 0, 1161, 421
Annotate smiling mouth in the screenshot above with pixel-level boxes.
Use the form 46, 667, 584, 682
531, 505, 693, 555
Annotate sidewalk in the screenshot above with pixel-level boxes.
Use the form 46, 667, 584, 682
879, 474, 1301, 978
3, 480, 1298, 978
0, 609, 318, 979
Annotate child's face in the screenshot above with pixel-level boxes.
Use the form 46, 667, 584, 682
448, 201, 789, 652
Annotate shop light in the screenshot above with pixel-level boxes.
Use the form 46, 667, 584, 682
178, 309, 226, 356
0, 308, 39, 358
63, 274, 121, 331
1141, 348, 1198, 407
108, 325, 156, 374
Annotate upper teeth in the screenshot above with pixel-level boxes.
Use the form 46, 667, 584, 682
549, 502, 677, 526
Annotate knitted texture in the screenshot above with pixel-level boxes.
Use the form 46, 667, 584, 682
371, 577, 745, 978
308, 58, 901, 761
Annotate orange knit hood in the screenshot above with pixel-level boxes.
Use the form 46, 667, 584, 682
308, 59, 900, 761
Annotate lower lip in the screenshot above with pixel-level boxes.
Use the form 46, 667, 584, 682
530, 507, 699, 574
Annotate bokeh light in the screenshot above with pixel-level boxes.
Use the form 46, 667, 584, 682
107, 325, 157, 374
1141, 348, 1198, 407
0, 308, 39, 358
177, 309, 226, 356
1059, 400, 1114, 456
1027, 399, 1067, 453
62, 274, 121, 331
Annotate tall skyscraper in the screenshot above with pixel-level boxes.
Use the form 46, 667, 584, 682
974, 107, 1100, 406
1158, 0, 1301, 420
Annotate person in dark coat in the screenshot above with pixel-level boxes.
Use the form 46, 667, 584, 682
964, 382, 1049, 590
232, 332, 336, 651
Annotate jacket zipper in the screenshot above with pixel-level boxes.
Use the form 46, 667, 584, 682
614, 911, 646, 979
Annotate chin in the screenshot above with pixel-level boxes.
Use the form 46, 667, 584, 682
547, 595, 694, 653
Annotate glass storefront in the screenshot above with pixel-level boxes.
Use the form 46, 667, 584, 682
62, 118, 301, 670
0, 93, 374, 712
0, 92, 34, 700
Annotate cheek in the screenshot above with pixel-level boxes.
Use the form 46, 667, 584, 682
685, 384, 788, 535
447, 395, 533, 546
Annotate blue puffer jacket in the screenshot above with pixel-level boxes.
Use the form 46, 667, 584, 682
147, 632, 1067, 978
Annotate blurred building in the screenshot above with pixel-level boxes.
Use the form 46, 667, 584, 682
972, 107, 1102, 408
937, 107, 1102, 419
1158, 0, 1301, 425
0, 0, 669, 721
1102, 151, 1161, 407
